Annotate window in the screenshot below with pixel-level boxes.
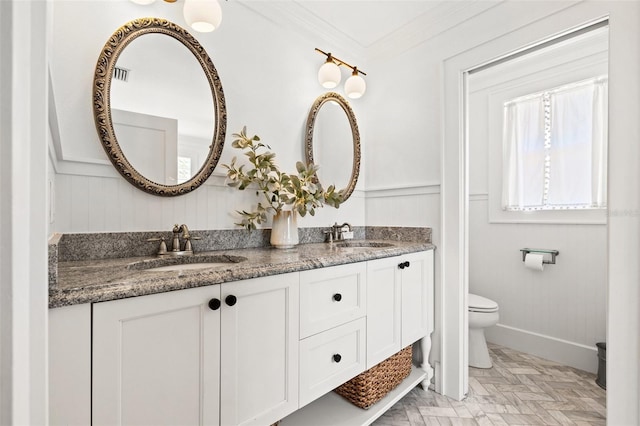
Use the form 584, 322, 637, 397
177, 156, 192, 184
502, 77, 608, 211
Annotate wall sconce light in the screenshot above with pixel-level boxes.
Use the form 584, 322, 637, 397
130, 0, 222, 33
315, 48, 367, 99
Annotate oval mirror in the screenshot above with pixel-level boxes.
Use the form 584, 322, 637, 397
305, 92, 361, 202
93, 18, 226, 196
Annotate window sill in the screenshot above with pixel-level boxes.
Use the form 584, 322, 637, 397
489, 195, 607, 225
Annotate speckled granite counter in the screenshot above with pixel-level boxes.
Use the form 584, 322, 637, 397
49, 227, 434, 308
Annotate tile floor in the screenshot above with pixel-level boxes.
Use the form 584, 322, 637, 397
373, 343, 606, 425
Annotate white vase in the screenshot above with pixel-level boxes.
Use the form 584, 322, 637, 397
270, 211, 299, 249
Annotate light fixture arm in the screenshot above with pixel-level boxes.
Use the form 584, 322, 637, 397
315, 48, 366, 76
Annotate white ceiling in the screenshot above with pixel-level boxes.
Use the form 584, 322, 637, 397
239, 0, 501, 62
292, 1, 445, 48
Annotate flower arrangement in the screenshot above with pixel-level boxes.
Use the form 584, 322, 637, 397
222, 127, 342, 230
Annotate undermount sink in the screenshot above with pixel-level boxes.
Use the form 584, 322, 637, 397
335, 241, 395, 249
144, 262, 234, 272
128, 254, 248, 273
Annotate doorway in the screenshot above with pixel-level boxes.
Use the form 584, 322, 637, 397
466, 23, 608, 380
439, 6, 640, 421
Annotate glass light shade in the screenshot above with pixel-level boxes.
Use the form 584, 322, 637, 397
318, 61, 341, 89
345, 74, 366, 99
183, 0, 222, 33
130, 0, 156, 4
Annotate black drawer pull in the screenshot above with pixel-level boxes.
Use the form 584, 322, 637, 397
333, 293, 342, 302
225, 295, 237, 306
333, 354, 342, 363
398, 261, 410, 269
208, 298, 221, 310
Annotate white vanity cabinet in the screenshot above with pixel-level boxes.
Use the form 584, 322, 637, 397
366, 250, 434, 368
50, 248, 435, 426
92, 273, 299, 426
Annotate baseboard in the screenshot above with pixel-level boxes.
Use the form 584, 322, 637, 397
485, 324, 599, 374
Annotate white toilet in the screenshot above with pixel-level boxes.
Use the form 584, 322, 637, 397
468, 293, 499, 368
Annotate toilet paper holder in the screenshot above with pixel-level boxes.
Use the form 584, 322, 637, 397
520, 248, 559, 264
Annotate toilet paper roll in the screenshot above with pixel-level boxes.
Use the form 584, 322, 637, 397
525, 253, 545, 271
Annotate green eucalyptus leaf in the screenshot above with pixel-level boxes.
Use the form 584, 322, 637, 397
226, 126, 345, 228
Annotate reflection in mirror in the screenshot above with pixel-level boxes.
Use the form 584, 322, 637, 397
111, 33, 214, 185
313, 101, 353, 191
305, 92, 360, 202
93, 18, 226, 196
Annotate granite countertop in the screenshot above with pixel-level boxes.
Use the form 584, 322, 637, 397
49, 240, 435, 308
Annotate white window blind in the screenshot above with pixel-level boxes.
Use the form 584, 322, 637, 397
502, 76, 608, 211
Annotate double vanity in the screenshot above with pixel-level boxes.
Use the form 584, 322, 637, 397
42, 15, 438, 426
49, 227, 435, 426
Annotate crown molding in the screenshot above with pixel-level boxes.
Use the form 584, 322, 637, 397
238, 1, 504, 64
236, 1, 366, 63
367, 0, 504, 62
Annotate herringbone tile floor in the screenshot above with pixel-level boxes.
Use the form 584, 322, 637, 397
373, 343, 606, 425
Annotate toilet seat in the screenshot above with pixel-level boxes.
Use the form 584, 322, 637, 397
469, 293, 498, 313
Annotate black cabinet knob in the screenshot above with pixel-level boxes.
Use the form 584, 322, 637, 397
333, 293, 342, 302
333, 354, 342, 363
225, 295, 237, 306
398, 261, 411, 269
208, 298, 221, 311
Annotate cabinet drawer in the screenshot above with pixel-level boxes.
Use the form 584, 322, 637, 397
300, 262, 366, 339
299, 317, 366, 408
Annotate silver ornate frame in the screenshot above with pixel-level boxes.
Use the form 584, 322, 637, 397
304, 92, 361, 202
93, 18, 226, 196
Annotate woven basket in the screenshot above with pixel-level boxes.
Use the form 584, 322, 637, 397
334, 345, 412, 409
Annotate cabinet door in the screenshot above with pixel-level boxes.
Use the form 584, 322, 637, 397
366, 256, 402, 368
93, 286, 221, 426
220, 273, 299, 426
401, 250, 434, 346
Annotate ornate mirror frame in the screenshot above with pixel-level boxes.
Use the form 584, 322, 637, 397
304, 92, 361, 202
93, 18, 226, 196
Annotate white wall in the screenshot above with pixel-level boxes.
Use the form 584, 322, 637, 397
49, 1, 365, 233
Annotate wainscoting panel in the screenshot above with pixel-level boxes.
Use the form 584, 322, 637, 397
55, 173, 365, 233
365, 185, 440, 231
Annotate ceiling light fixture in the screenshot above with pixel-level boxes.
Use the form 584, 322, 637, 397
130, 0, 222, 33
315, 48, 367, 99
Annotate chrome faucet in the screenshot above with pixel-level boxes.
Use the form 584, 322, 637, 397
332, 222, 353, 241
